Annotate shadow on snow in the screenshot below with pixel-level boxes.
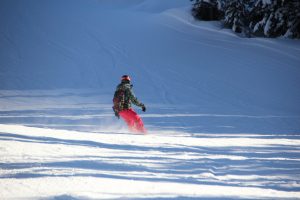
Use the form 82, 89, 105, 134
0, 131, 299, 192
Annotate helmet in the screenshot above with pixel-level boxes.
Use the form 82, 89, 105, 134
121, 75, 131, 82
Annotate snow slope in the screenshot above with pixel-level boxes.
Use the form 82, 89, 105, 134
1, 0, 300, 199
1, 124, 300, 199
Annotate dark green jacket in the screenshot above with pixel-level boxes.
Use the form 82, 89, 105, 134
113, 82, 144, 112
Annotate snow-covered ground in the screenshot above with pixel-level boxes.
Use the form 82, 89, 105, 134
1, 0, 300, 199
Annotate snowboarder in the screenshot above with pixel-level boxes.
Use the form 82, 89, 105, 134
113, 75, 147, 133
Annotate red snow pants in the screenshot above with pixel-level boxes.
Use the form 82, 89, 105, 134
119, 108, 146, 133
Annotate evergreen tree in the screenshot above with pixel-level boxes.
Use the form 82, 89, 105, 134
191, 0, 300, 38
191, 0, 224, 21
249, 0, 300, 38
223, 0, 250, 33
284, 1, 300, 38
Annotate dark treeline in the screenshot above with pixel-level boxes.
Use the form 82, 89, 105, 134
191, 0, 300, 38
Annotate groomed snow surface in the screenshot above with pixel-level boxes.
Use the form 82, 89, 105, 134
1, 0, 300, 199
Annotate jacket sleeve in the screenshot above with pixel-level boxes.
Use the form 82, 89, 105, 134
127, 88, 144, 107
112, 89, 120, 112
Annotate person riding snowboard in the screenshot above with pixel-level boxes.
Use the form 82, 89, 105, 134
113, 75, 146, 133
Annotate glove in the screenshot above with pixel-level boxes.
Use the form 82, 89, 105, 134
114, 111, 120, 119
112, 106, 120, 119
141, 105, 146, 112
